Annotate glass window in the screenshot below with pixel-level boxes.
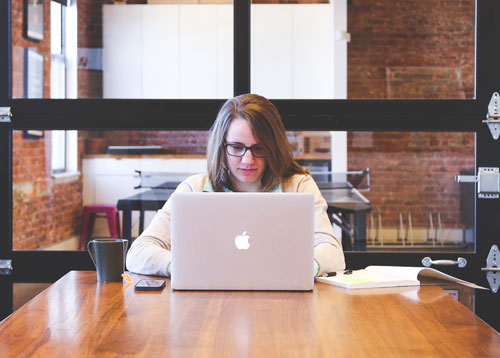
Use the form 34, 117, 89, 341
50, 1, 66, 99
51, 130, 66, 174
11, 1, 474, 100
50, 2, 62, 55
346, 131, 474, 252
279, 130, 474, 253
13, 129, 474, 254
251, 0, 475, 100
251, 1, 344, 99
88, 1, 233, 99
13, 129, 209, 250
51, 130, 78, 176
12, 1, 234, 99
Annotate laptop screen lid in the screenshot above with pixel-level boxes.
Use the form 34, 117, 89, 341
170, 192, 314, 291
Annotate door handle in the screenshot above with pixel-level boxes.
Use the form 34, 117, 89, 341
421, 257, 467, 268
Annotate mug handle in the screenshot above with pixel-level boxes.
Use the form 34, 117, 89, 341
87, 241, 97, 268
122, 240, 129, 269
123, 240, 128, 257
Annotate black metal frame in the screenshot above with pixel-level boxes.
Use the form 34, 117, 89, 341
6, 98, 481, 131
0, 0, 12, 321
1, 0, 498, 330
234, 0, 250, 95
473, 0, 500, 331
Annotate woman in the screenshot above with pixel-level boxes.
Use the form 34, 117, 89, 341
126, 94, 345, 276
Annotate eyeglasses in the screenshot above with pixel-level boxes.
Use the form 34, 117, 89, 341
224, 143, 267, 158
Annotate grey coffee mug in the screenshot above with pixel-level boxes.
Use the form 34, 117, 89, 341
87, 238, 128, 282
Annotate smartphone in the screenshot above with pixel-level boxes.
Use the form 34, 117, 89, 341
134, 279, 166, 291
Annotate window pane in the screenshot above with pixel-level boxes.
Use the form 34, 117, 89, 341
348, 0, 475, 99
347, 131, 474, 252
13, 129, 209, 251
51, 130, 66, 172
13, 129, 474, 253
251, 2, 340, 99
12, 1, 234, 99
86, 1, 233, 99
12, 1, 475, 100
50, 2, 62, 55
251, 0, 475, 100
289, 130, 475, 253
50, 55, 65, 98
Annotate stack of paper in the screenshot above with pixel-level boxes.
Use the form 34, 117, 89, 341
315, 266, 487, 290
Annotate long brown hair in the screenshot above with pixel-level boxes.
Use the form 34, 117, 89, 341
207, 94, 307, 192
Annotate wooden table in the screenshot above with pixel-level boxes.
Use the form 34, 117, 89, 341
1, 271, 499, 357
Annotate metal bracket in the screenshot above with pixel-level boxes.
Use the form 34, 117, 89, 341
483, 92, 500, 140
455, 167, 500, 199
481, 245, 499, 293
0, 107, 12, 123
0, 260, 12, 275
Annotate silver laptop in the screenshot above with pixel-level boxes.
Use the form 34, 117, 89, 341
170, 192, 314, 291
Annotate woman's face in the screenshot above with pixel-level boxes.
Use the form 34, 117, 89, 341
224, 118, 268, 192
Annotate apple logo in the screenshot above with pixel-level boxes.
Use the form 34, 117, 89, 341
234, 231, 251, 250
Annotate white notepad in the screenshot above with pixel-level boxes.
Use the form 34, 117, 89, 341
315, 266, 487, 290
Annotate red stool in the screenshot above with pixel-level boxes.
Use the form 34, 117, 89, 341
79, 205, 121, 250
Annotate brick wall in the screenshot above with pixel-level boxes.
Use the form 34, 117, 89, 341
12, 0, 51, 98
347, 0, 475, 100
348, 132, 474, 231
346, 0, 475, 233
12, 131, 84, 250
102, 131, 209, 154
12, 0, 83, 250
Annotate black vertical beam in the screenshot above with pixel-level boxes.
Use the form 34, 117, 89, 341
0, 0, 13, 320
474, 0, 500, 332
234, 0, 251, 96
0, 0, 11, 100
0, 130, 13, 321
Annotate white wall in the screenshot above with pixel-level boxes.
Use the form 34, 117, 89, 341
331, 0, 349, 173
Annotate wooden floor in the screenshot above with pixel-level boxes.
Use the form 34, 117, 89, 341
13, 236, 78, 310
13, 283, 51, 311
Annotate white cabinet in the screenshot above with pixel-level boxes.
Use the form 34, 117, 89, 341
292, 5, 335, 99
141, 5, 179, 99
251, 4, 340, 99
102, 5, 142, 99
83, 157, 206, 237
179, 5, 217, 98
251, 5, 294, 99
103, 3, 345, 100
103, 4, 233, 99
